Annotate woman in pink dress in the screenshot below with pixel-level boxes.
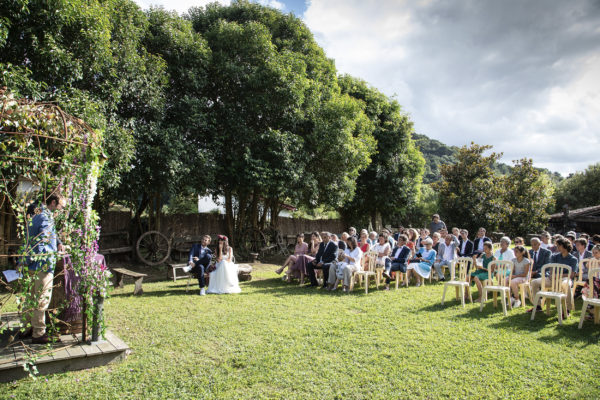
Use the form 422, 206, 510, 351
276, 234, 308, 275
287, 231, 321, 284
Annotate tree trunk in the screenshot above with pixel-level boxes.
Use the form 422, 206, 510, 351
250, 188, 260, 229
236, 191, 249, 235
258, 200, 268, 231
224, 188, 234, 244
269, 197, 280, 229
0, 195, 6, 267
132, 191, 149, 242
155, 192, 162, 232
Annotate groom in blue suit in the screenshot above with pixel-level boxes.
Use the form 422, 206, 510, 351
188, 235, 213, 295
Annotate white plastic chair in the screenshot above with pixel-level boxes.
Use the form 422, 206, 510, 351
578, 267, 600, 329
531, 263, 572, 325
479, 260, 513, 315
441, 257, 473, 308
352, 251, 377, 294
573, 258, 600, 298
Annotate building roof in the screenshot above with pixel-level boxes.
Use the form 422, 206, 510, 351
549, 205, 600, 220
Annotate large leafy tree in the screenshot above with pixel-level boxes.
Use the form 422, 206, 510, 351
503, 158, 555, 237
0, 0, 169, 216
188, 1, 376, 241
435, 143, 508, 234
338, 75, 425, 229
555, 163, 600, 212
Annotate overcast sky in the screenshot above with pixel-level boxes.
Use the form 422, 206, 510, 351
134, 0, 600, 175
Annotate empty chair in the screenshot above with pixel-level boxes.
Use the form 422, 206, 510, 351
479, 260, 513, 316
441, 257, 473, 308
578, 267, 600, 329
351, 251, 378, 294
530, 264, 572, 325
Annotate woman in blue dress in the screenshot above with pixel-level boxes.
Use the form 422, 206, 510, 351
406, 238, 437, 287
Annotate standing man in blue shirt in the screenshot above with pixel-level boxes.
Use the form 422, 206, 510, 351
25, 193, 65, 344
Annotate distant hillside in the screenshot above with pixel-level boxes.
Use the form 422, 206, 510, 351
412, 133, 562, 184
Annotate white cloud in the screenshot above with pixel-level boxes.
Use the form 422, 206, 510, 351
256, 0, 284, 10
304, 0, 600, 175
132, 0, 231, 14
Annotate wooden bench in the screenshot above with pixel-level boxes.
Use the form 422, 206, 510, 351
99, 231, 134, 261
112, 268, 147, 295
166, 262, 191, 282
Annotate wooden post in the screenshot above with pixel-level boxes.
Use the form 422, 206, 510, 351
0, 195, 6, 267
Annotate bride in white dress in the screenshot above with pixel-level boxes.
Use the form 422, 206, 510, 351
207, 235, 241, 294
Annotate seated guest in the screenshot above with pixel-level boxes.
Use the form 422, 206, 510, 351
452, 227, 460, 238
288, 231, 321, 283
439, 228, 448, 240
549, 234, 563, 253
458, 229, 474, 257
382, 235, 411, 290
472, 227, 492, 256
348, 227, 357, 239
306, 231, 338, 288
186, 235, 213, 296
494, 236, 515, 261
434, 233, 459, 282
334, 233, 347, 251
540, 231, 552, 250
405, 238, 436, 287
572, 238, 592, 267
580, 233, 591, 251
358, 230, 371, 253
416, 228, 430, 248
368, 231, 378, 246
276, 233, 308, 275
406, 228, 419, 252
513, 237, 525, 251
432, 232, 441, 253
372, 233, 391, 269
429, 214, 447, 234
509, 246, 531, 307
393, 227, 403, 242
528, 238, 578, 314
329, 237, 362, 292
529, 237, 551, 279
471, 242, 495, 302
383, 228, 396, 248
565, 232, 576, 246
573, 238, 592, 298
591, 235, 600, 251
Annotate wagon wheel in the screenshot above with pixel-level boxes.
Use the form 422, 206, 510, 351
238, 227, 269, 256
136, 230, 171, 266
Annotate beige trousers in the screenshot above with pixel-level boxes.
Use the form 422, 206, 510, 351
26, 270, 54, 338
530, 276, 573, 310
342, 264, 359, 287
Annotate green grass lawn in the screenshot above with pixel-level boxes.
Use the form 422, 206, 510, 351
2, 264, 600, 399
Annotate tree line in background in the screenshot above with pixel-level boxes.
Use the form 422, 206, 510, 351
0, 0, 596, 241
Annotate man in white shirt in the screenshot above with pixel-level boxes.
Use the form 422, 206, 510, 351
433, 235, 459, 281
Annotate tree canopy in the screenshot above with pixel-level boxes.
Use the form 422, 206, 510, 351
555, 163, 600, 211
338, 75, 424, 229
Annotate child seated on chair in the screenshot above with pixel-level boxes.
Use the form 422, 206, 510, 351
509, 246, 531, 308
471, 242, 495, 303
